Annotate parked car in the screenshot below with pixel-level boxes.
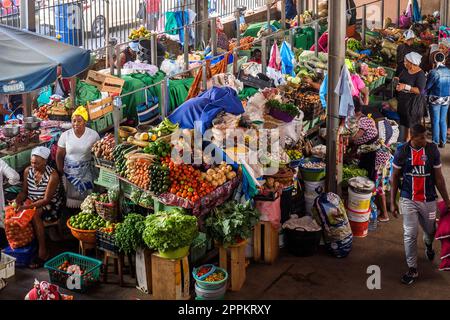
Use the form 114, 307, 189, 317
35, 0, 143, 38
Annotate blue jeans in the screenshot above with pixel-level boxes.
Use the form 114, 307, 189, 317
429, 104, 449, 144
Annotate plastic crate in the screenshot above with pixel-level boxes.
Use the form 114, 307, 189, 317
96, 230, 119, 254
121, 180, 135, 198
0, 253, 16, 279
44, 252, 102, 293
238, 71, 275, 89
3, 242, 37, 268
16, 149, 32, 170
190, 233, 208, 265
93, 156, 115, 170
1, 155, 16, 171
89, 116, 108, 133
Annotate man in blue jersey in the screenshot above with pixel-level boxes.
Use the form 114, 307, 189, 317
391, 124, 450, 285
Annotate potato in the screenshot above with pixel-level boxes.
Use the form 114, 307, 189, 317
207, 169, 215, 176
205, 175, 213, 182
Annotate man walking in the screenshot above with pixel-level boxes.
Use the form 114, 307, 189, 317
426, 51, 450, 148
391, 124, 450, 285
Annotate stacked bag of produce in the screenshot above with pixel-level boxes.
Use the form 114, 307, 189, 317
313, 192, 353, 258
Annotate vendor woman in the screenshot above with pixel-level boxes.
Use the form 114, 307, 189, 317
56, 107, 100, 209
15, 147, 61, 268
350, 98, 395, 222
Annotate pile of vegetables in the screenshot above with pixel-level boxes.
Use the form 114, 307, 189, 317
114, 144, 137, 177
229, 36, 254, 51
125, 153, 156, 190
142, 209, 199, 253
92, 133, 115, 161
161, 156, 214, 202
143, 140, 171, 158
266, 99, 300, 118
343, 165, 368, 184
201, 162, 236, 189
149, 163, 171, 195
80, 193, 99, 214
347, 38, 363, 52
286, 149, 303, 161
68, 212, 109, 231
149, 118, 179, 139
129, 26, 151, 40
114, 213, 146, 254
205, 201, 260, 246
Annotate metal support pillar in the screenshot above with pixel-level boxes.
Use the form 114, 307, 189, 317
20, 0, 35, 31
326, 0, 346, 194
397, 0, 401, 27
314, 21, 319, 57
113, 97, 122, 145
281, 0, 286, 30
381, 0, 385, 28
297, 0, 303, 27
235, 7, 241, 51
289, 28, 295, 48
108, 39, 116, 76
261, 38, 268, 74
151, 33, 158, 66
184, 25, 190, 71
115, 45, 122, 77
211, 17, 217, 56
362, 5, 367, 46
160, 79, 169, 119
233, 49, 239, 76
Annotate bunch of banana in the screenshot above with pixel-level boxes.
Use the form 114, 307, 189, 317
129, 26, 151, 41
149, 119, 179, 139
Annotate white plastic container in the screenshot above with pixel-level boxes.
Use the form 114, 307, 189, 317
305, 193, 318, 216
304, 180, 325, 195
348, 187, 372, 213
0, 253, 16, 279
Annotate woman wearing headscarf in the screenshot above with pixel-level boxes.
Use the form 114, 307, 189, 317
396, 30, 418, 76
394, 51, 426, 142
15, 147, 61, 268
56, 107, 100, 209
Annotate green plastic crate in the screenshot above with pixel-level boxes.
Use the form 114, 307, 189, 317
44, 252, 102, 293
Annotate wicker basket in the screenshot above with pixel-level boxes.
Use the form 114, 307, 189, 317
94, 201, 119, 222
66, 220, 97, 244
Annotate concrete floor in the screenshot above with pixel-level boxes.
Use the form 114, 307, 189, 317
2, 142, 450, 300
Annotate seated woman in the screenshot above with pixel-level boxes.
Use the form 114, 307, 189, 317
350, 98, 395, 222
15, 147, 61, 269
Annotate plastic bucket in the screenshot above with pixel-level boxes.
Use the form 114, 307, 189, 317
347, 207, 371, 238
348, 187, 372, 213
304, 180, 325, 195
304, 193, 317, 216
195, 282, 227, 300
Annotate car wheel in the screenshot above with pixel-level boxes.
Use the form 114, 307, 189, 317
91, 15, 105, 38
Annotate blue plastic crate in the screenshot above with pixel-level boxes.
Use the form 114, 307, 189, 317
2, 241, 37, 268
44, 252, 102, 293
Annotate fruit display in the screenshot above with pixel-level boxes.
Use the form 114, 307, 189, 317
161, 156, 214, 202
143, 140, 171, 158
360, 64, 386, 85
129, 26, 151, 40
34, 105, 49, 120
286, 149, 303, 161
99, 222, 117, 235
201, 162, 236, 189
125, 153, 156, 190
92, 133, 115, 161
149, 163, 170, 195
69, 212, 107, 230
149, 118, 179, 139
113, 144, 137, 177
229, 36, 254, 51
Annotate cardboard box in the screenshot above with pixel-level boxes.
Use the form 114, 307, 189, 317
85, 70, 124, 94
87, 97, 113, 120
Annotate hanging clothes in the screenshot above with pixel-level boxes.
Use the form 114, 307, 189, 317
280, 41, 296, 77
335, 64, 355, 118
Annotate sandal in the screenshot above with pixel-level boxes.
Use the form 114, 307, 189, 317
29, 256, 48, 269
378, 217, 390, 222
0, 278, 7, 291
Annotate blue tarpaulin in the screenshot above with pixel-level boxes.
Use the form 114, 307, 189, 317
0, 24, 90, 94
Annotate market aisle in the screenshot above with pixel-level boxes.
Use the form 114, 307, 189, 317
3, 147, 450, 300
226, 143, 450, 300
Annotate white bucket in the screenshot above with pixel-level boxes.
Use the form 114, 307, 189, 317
305, 193, 318, 216
304, 180, 325, 195
348, 187, 372, 213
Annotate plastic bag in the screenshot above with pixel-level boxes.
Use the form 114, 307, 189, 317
160, 59, 183, 77
5, 205, 36, 249
268, 42, 281, 71
256, 196, 281, 229
280, 41, 296, 77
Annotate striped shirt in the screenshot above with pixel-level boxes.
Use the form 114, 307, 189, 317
27, 166, 61, 211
